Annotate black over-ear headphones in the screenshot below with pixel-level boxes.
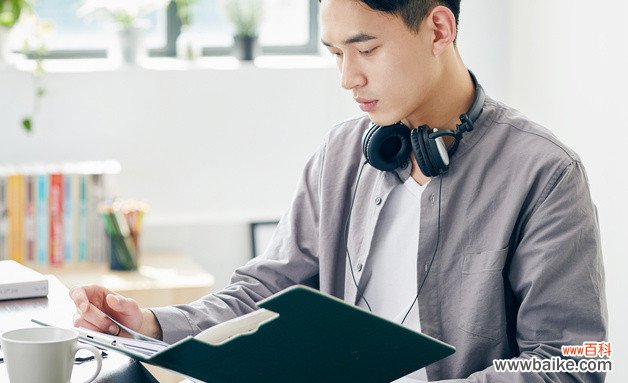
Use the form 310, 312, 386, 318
361, 71, 486, 176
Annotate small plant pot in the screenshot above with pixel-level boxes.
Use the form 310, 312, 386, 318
110, 23, 148, 66
233, 35, 260, 61
176, 26, 202, 61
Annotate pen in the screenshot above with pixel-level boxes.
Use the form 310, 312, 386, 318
30, 318, 166, 359
78, 328, 119, 346
31, 318, 115, 346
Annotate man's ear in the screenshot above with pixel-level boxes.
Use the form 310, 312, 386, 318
427, 5, 457, 56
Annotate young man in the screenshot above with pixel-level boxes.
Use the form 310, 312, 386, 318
70, 1, 607, 381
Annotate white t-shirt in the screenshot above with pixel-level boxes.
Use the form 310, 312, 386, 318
357, 176, 428, 382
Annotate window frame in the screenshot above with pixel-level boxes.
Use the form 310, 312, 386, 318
30, 0, 320, 59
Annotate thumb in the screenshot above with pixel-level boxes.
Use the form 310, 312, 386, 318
105, 293, 137, 315
104, 294, 142, 335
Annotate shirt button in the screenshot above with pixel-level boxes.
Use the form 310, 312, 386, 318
357, 263, 363, 272
400, 161, 408, 169
375, 197, 382, 205
430, 195, 435, 205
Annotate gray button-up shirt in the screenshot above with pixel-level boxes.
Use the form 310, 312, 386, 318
151, 96, 607, 382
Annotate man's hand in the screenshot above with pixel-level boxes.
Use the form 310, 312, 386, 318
69, 284, 162, 340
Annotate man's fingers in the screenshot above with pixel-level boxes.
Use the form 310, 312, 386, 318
68, 286, 90, 313
73, 313, 109, 333
69, 284, 116, 312
106, 293, 137, 313
80, 302, 119, 335
106, 293, 124, 309
68, 286, 136, 336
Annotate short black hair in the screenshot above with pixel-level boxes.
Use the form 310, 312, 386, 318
321, 0, 461, 35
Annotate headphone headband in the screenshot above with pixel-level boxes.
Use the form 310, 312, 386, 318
428, 70, 485, 141
463, 70, 485, 129
432, 70, 485, 156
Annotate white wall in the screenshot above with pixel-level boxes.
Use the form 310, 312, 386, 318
0, 57, 359, 289
506, 1, 628, 381
506, 0, 628, 382
457, 0, 510, 101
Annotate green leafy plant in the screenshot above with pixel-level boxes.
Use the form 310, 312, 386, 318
20, 46, 46, 133
0, 1, 42, 133
173, 0, 199, 27
223, 0, 263, 38
20, 15, 53, 133
0, 0, 31, 29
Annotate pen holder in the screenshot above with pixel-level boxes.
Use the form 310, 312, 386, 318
100, 199, 148, 271
108, 233, 139, 271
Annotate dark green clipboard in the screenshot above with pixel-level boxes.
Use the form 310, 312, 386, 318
89, 285, 455, 383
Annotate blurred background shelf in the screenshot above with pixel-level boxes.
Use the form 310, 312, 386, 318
32, 253, 215, 307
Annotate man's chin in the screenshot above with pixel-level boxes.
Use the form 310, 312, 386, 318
367, 113, 400, 127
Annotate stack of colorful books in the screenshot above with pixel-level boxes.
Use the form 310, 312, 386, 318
0, 161, 120, 268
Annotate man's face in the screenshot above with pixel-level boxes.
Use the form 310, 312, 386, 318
320, 0, 438, 126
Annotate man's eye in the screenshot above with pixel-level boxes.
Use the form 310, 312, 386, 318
360, 47, 378, 55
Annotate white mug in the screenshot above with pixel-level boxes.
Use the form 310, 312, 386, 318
1, 327, 102, 383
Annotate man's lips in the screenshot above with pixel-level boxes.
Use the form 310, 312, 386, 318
355, 98, 378, 112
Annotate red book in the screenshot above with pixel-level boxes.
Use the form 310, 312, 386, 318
49, 174, 64, 267
25, 176, 35, 263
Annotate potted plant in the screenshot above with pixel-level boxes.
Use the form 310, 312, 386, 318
0, 0, 32, 66
173, 0, 201, 61
223, 0, 263, 61
78, 0, 169, 65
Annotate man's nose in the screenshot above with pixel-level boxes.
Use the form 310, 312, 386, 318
340, 57, 366, 90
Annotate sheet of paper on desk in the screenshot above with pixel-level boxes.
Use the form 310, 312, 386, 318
77, 327, 169, 357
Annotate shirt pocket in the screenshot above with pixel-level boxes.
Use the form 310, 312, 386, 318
457, 246, 508, 342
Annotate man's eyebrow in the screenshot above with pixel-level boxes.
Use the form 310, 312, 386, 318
321, 33, 377, 47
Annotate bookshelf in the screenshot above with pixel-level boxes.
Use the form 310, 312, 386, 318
0, 161, 121, 267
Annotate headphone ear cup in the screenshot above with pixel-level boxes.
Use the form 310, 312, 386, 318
411, 127, 437, 177
362, 124, 380, 164
362, 123, 411, 171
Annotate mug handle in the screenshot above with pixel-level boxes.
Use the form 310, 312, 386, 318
71, 344, 103, 383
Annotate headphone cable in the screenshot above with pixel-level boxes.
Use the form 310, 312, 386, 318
344, 160, 372, 312
344, 162, 444, 322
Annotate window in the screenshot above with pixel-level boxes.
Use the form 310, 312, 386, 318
33, 0, 168, 58
29, 0, 319, 59
194, 0, 315, 54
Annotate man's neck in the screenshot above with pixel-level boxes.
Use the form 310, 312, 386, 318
404, 63, 476, 185
402, 65, 476, 131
